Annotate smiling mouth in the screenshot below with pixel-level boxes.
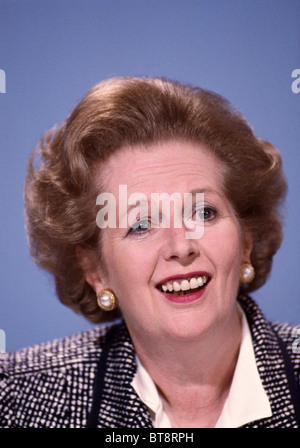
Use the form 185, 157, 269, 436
156, 275, 210, 296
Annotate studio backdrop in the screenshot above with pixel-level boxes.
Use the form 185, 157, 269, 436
0, 0, 299, 352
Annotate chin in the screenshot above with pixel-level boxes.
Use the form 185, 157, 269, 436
161, 315, 213, 342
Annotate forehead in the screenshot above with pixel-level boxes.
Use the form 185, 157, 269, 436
96, 140, 224, 195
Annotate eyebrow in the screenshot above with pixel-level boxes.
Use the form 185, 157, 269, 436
123, 188, 220, 214
188, 188, 219, 196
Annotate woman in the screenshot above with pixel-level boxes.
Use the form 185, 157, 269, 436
0, 77, 299, 428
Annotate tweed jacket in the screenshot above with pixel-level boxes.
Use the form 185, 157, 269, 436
0, 294, 300, 428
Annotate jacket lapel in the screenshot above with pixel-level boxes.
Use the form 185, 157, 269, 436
95, 296, 299, 428
239, 294, 299, 428
97, 322, 153, 428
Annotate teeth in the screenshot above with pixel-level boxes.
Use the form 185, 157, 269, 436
173, 281, 181, 292
159, 275, 208, 293
181, 280, 190, 291
190, 278, 199, 289
167, 282, 173, 292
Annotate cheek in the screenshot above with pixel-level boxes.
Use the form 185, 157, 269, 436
102, 235, 156, 290
205, 223, 243, 272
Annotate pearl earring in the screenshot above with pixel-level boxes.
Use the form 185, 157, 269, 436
240, 263, 255, 284
96, 289, 118, 312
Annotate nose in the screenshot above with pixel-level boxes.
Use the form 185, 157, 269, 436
160, 225, 200, 265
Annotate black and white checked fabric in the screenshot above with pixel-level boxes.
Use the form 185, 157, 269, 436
0, 294, 299, 428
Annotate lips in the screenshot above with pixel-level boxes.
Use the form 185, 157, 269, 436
156, 272, 211, 302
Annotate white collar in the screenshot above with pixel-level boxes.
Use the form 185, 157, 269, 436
131, 308, 272, 428
214, 309, 272, 427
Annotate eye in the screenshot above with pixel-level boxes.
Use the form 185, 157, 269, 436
195, 206, 217, 221
127, 219, 150, 235
133, 220, 149, 231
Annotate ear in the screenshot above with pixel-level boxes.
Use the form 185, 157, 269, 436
242, 228, 253, 263
76, 245, 107, 295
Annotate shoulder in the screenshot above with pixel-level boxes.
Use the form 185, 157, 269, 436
239, 293, 300, 338
0, 320, 121, 378
0, 320, 124, 427
239, 293, 300, 372
270, 321, 300, 366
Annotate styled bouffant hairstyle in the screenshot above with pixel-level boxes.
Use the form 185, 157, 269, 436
24, 77, 287, 323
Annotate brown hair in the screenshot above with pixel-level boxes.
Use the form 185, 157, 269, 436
24, 77, 287, 323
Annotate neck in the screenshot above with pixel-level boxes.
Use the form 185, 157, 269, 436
129, 304, 242, 427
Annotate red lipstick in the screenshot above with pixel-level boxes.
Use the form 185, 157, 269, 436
156, 271, 210, 286
156, 271, 211, 304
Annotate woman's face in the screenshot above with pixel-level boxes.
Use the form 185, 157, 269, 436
89, 140, 252, 344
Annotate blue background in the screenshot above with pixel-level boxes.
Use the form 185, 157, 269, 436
0, 0, 299, 352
